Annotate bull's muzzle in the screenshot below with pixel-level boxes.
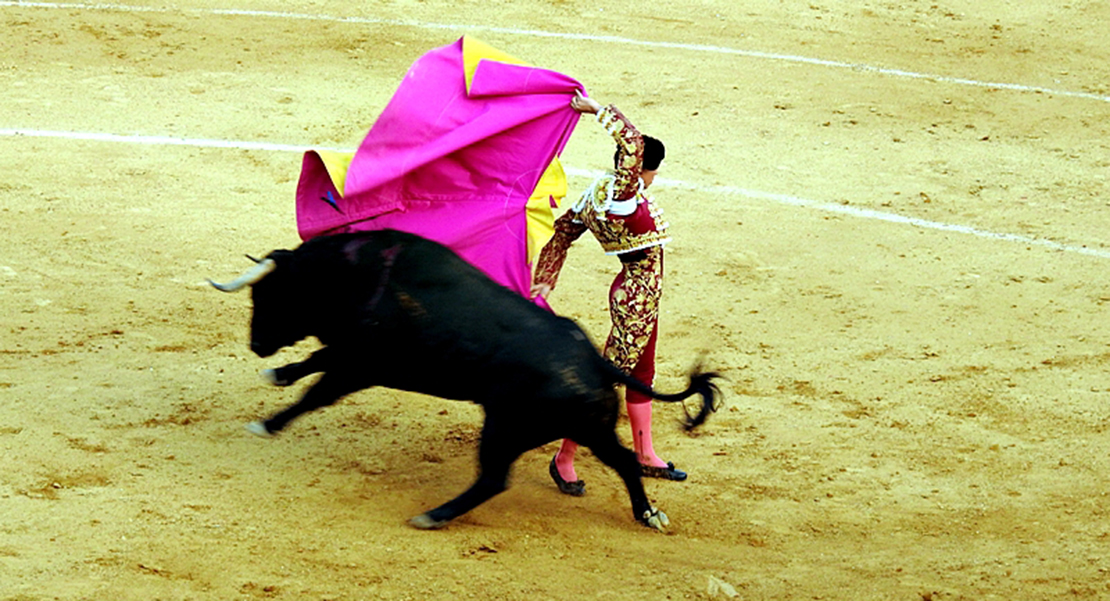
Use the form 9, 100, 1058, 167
208, 258, 277, 292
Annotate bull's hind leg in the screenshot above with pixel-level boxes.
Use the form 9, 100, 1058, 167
410, 415, 528, 529
580, 428, 670, 531
249, 371, 362, 436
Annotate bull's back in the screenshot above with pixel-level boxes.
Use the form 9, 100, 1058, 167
307, 231, 604, 402
390, 241, 568, 356
302, 229, 575, 356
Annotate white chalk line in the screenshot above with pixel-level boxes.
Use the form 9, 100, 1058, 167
4, 1, 1110, 104
4, 127, 1108, 260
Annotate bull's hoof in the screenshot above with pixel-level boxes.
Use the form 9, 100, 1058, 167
409, 514, 451, 530
246, 421, 274, 437
261, 369, 291, 387
639, 507, 670, 531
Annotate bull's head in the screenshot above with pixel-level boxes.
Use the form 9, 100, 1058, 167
209, 251, 309, 358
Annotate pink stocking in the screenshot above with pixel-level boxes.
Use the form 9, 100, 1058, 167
627, 401, 667, 468
554, 439, 579, 482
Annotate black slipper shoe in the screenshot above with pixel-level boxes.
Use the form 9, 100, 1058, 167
549, 456, 586, 496
641, 461, 687, 481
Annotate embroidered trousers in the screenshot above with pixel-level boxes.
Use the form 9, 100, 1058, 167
602, 247, 663, 404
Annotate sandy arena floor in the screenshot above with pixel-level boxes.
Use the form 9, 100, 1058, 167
3, 1, 1110, 599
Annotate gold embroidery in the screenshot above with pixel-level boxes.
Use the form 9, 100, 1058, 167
573, 195, 670, 255
602, 247, 663, 371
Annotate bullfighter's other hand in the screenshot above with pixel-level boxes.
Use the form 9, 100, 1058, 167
530, 282, 552, 299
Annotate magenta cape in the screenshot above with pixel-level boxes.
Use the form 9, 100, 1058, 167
295, 37, 581, 300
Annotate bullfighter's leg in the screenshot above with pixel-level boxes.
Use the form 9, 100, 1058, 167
579, 428, 670, 531
263, 347, 335, 387
409, 415, 529, 529
248, 371, 362, 436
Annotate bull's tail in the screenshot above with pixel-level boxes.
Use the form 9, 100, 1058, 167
600, 357, 722, 430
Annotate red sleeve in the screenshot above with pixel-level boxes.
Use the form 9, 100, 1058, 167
533, 209, 587, 289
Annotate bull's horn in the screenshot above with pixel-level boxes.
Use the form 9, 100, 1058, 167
208, 258, 277, 292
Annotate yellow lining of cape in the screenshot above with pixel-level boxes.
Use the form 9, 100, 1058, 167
462, 35, 530, 93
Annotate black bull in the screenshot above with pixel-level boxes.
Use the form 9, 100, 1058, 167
210, 229, 719, 530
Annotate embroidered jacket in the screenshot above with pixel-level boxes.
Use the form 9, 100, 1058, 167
534, 105, 670, 289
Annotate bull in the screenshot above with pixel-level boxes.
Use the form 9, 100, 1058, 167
210, 229, 719, 531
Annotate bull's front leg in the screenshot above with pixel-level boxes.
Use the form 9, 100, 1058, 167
248, 371, 362, 437
263, 347, 335, 386
409, 414, 526, 529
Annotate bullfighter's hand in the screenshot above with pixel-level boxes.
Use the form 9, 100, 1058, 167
530, 282, 552, 299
